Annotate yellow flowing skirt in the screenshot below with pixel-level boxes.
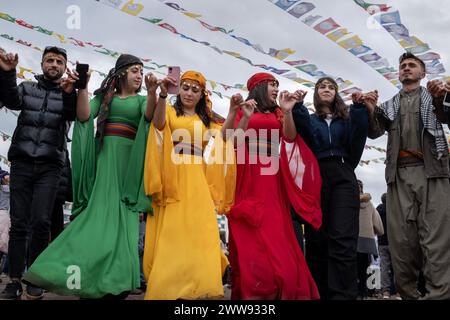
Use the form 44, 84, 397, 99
143, 154, 226, 300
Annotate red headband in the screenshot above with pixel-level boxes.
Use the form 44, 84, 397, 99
247, 72, 278, 92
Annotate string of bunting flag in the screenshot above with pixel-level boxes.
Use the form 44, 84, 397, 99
353, 0, 448, 81
0, 155, 10, 167
364, 144, 386, 153
269, 0, 403, 90
0, 130, 12, 142
95, 0, 364, 99
359, 156, 385, 166
5, 37, 316, 112
1, 26, 319, 108
0, 10, 248, 100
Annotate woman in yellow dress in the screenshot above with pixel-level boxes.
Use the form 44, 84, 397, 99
143, 70, 255, 299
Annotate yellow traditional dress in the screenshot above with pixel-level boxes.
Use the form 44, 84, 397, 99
143, 105, 235, 300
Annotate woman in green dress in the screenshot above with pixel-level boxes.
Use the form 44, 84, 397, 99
23, 54, 154, 299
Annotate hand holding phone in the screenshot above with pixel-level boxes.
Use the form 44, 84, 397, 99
444, 91, 450, 107
167, 66, 180, 95
75, 63, 89, 89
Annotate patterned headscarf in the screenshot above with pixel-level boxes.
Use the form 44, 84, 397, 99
93, 54, 143, 148
246, 72, 278, 92
181, 70, 213, 111
179, 70, 225, 124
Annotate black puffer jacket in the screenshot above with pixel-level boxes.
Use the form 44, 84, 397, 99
0, 69, 77, 165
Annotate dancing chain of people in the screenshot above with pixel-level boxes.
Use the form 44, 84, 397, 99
0, 45, 450, 300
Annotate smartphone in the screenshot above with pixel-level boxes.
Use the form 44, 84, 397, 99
75, 63, 89, 89
167, 66, 180, 95
444, 92, 450, 108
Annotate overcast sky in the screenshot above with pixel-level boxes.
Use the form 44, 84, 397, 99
1, 0, 450, 204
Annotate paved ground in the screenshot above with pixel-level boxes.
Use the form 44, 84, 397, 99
0, 273, 233, 300
0, 273, 144, 300
2, 273, 401, 301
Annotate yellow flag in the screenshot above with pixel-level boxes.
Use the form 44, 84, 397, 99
122, 0, 144, 16
338, 35, 363, 50
182, 12, 202, 19
275, 48, 295, 60
17, 66, 32, 79
338, 80, 353, 90
327, 28, 349, 42
51, 32, 67, 43
399, 36, 425, 49
223, 51, 241, 58
208, 80, 217, 90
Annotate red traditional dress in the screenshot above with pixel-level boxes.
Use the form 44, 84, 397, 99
228, 110, 322, 300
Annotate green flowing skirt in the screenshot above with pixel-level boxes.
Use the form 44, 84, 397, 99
24, 133, 142, 298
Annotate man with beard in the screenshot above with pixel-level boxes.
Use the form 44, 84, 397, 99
0, 46, 77, 299
364, 52, 450, 299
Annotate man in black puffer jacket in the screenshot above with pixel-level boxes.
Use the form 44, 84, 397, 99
0, 46, 77, 300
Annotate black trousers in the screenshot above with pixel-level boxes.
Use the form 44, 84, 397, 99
50, 200, 65, 242
357, 252, 370, 298
291, 207, 305, 253
8, 159, 61, 278
305, 157, 359, 300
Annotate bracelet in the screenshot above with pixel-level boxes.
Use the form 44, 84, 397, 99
159, 93, 168, 99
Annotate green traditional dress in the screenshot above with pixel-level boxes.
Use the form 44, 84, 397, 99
23, 94, 151, 298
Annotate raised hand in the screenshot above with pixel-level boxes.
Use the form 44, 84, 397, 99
293, 90, 307, 104
363, 90, 378, 114
0, 51, 19, 71
427, 79, 445, 98
279, 91, 298, 113
352, 91, 364, 104
159, 76, 177, 96
60, 68, 76, 94
241, 99, 257, 119
60, 67, 79, 94
229, 93, 244, 115
445, 80, 450, 92
144, 72, 159, 93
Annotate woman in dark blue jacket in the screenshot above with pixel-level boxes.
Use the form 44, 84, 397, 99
292, 77, 372, 300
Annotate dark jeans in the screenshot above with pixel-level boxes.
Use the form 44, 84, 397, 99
0, 252, 7, 273
8, 159, 61, 279
305, 157, 359, 300
291, 207, 305, 253
357, 252, 370, 298
138, 220, 146, 286
50, 200, 65, 242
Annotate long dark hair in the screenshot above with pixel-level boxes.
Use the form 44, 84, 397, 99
173, 94, 212, 128
314, 77, 349, 119
96, 66, 141, 149
246, 81, 277, 113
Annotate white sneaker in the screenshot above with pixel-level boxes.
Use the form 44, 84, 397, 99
392, 293, 402, 300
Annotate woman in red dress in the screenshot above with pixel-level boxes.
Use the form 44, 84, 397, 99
228, 73, 323, 299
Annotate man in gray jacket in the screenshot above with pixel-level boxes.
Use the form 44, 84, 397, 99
364, 52, 450, 299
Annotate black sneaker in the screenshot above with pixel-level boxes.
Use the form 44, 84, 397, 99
0, 280, 23, 300
130, 288, 143, 295
25, 285, 44, 300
